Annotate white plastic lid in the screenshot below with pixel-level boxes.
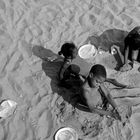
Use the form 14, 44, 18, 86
78, 44, 97, 59
55, 127, 78, 140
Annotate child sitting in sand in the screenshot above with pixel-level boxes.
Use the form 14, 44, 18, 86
58, 42, 85, 87
120, 26, 140, 72
74, 64, 121, 120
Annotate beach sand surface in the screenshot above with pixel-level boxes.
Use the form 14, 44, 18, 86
0, 0, 140, 140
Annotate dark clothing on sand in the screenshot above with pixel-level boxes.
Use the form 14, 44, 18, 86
124, 26, 140, 61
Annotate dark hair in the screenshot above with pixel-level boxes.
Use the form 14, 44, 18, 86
58, 42, 78, 59
90, 64, 107, 78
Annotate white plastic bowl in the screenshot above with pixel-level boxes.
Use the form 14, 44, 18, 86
55, 127, 78, 140
78, 44, 97, 59
0, 100, 17, 118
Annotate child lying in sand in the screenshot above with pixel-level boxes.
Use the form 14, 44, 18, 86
74, 64, 121, 120
120, 26, 140, 72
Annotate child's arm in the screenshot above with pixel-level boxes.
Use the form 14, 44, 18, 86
99, 84, 121, 120
59, 59, 71, 81
124, 45, 129, 64
75, 103, 90, 112
106, 78, 128, 88
106, 78, 136, 89
91, 107, 113, 116
124, 37, 130, 65
82, 91, 117, 117
99, 83, 117, 109
76, 103, 120, 120
132, 50, 139, 62
74, 92, 120, 119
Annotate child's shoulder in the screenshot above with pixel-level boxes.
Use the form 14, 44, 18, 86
80, 82, 90, 92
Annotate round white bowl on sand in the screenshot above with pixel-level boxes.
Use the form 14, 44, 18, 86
78, 44, 97, 59
55, 127, 78, 140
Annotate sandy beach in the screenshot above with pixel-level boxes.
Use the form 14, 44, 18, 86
0, 0, 140, 139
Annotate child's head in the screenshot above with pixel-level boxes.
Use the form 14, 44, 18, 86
58, 42, 78, 60
88, 64, 107, 88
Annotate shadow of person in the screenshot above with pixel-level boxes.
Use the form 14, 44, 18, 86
88, 29, 128, 53
32, 45, 89, 112
88, 28, 129, 70
32, 45, 58, 60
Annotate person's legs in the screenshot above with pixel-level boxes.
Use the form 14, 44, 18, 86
137, 50, 140, 72
128, 47, 133, 62
127, 47, 135, 69
137, 50, 140, 62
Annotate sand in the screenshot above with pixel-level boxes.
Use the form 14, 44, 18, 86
0, 0, 140, 140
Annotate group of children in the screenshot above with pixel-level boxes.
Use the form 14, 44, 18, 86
50, 26, 140, 121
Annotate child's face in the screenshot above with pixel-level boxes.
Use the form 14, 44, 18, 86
72, 49, 78, 59
91, 76, 105, 88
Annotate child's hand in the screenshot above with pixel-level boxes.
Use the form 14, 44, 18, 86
112, 109, 121, 121
107, 108, 121, 121
120, 63, 132, 72
115, 112, 121, 121
110, 112, 121, 121
125, 85, 138, 89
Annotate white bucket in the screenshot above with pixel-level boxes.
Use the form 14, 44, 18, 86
78, 44, 97, 60
55, 127, 78, 140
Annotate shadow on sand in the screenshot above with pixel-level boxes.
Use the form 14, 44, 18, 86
87, 28, 128, 69
32, 45, 87, 112
32, 28, 128, 111
88, 28, 128, 53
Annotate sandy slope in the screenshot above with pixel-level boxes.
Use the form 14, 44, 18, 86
0, 0, 140, 140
